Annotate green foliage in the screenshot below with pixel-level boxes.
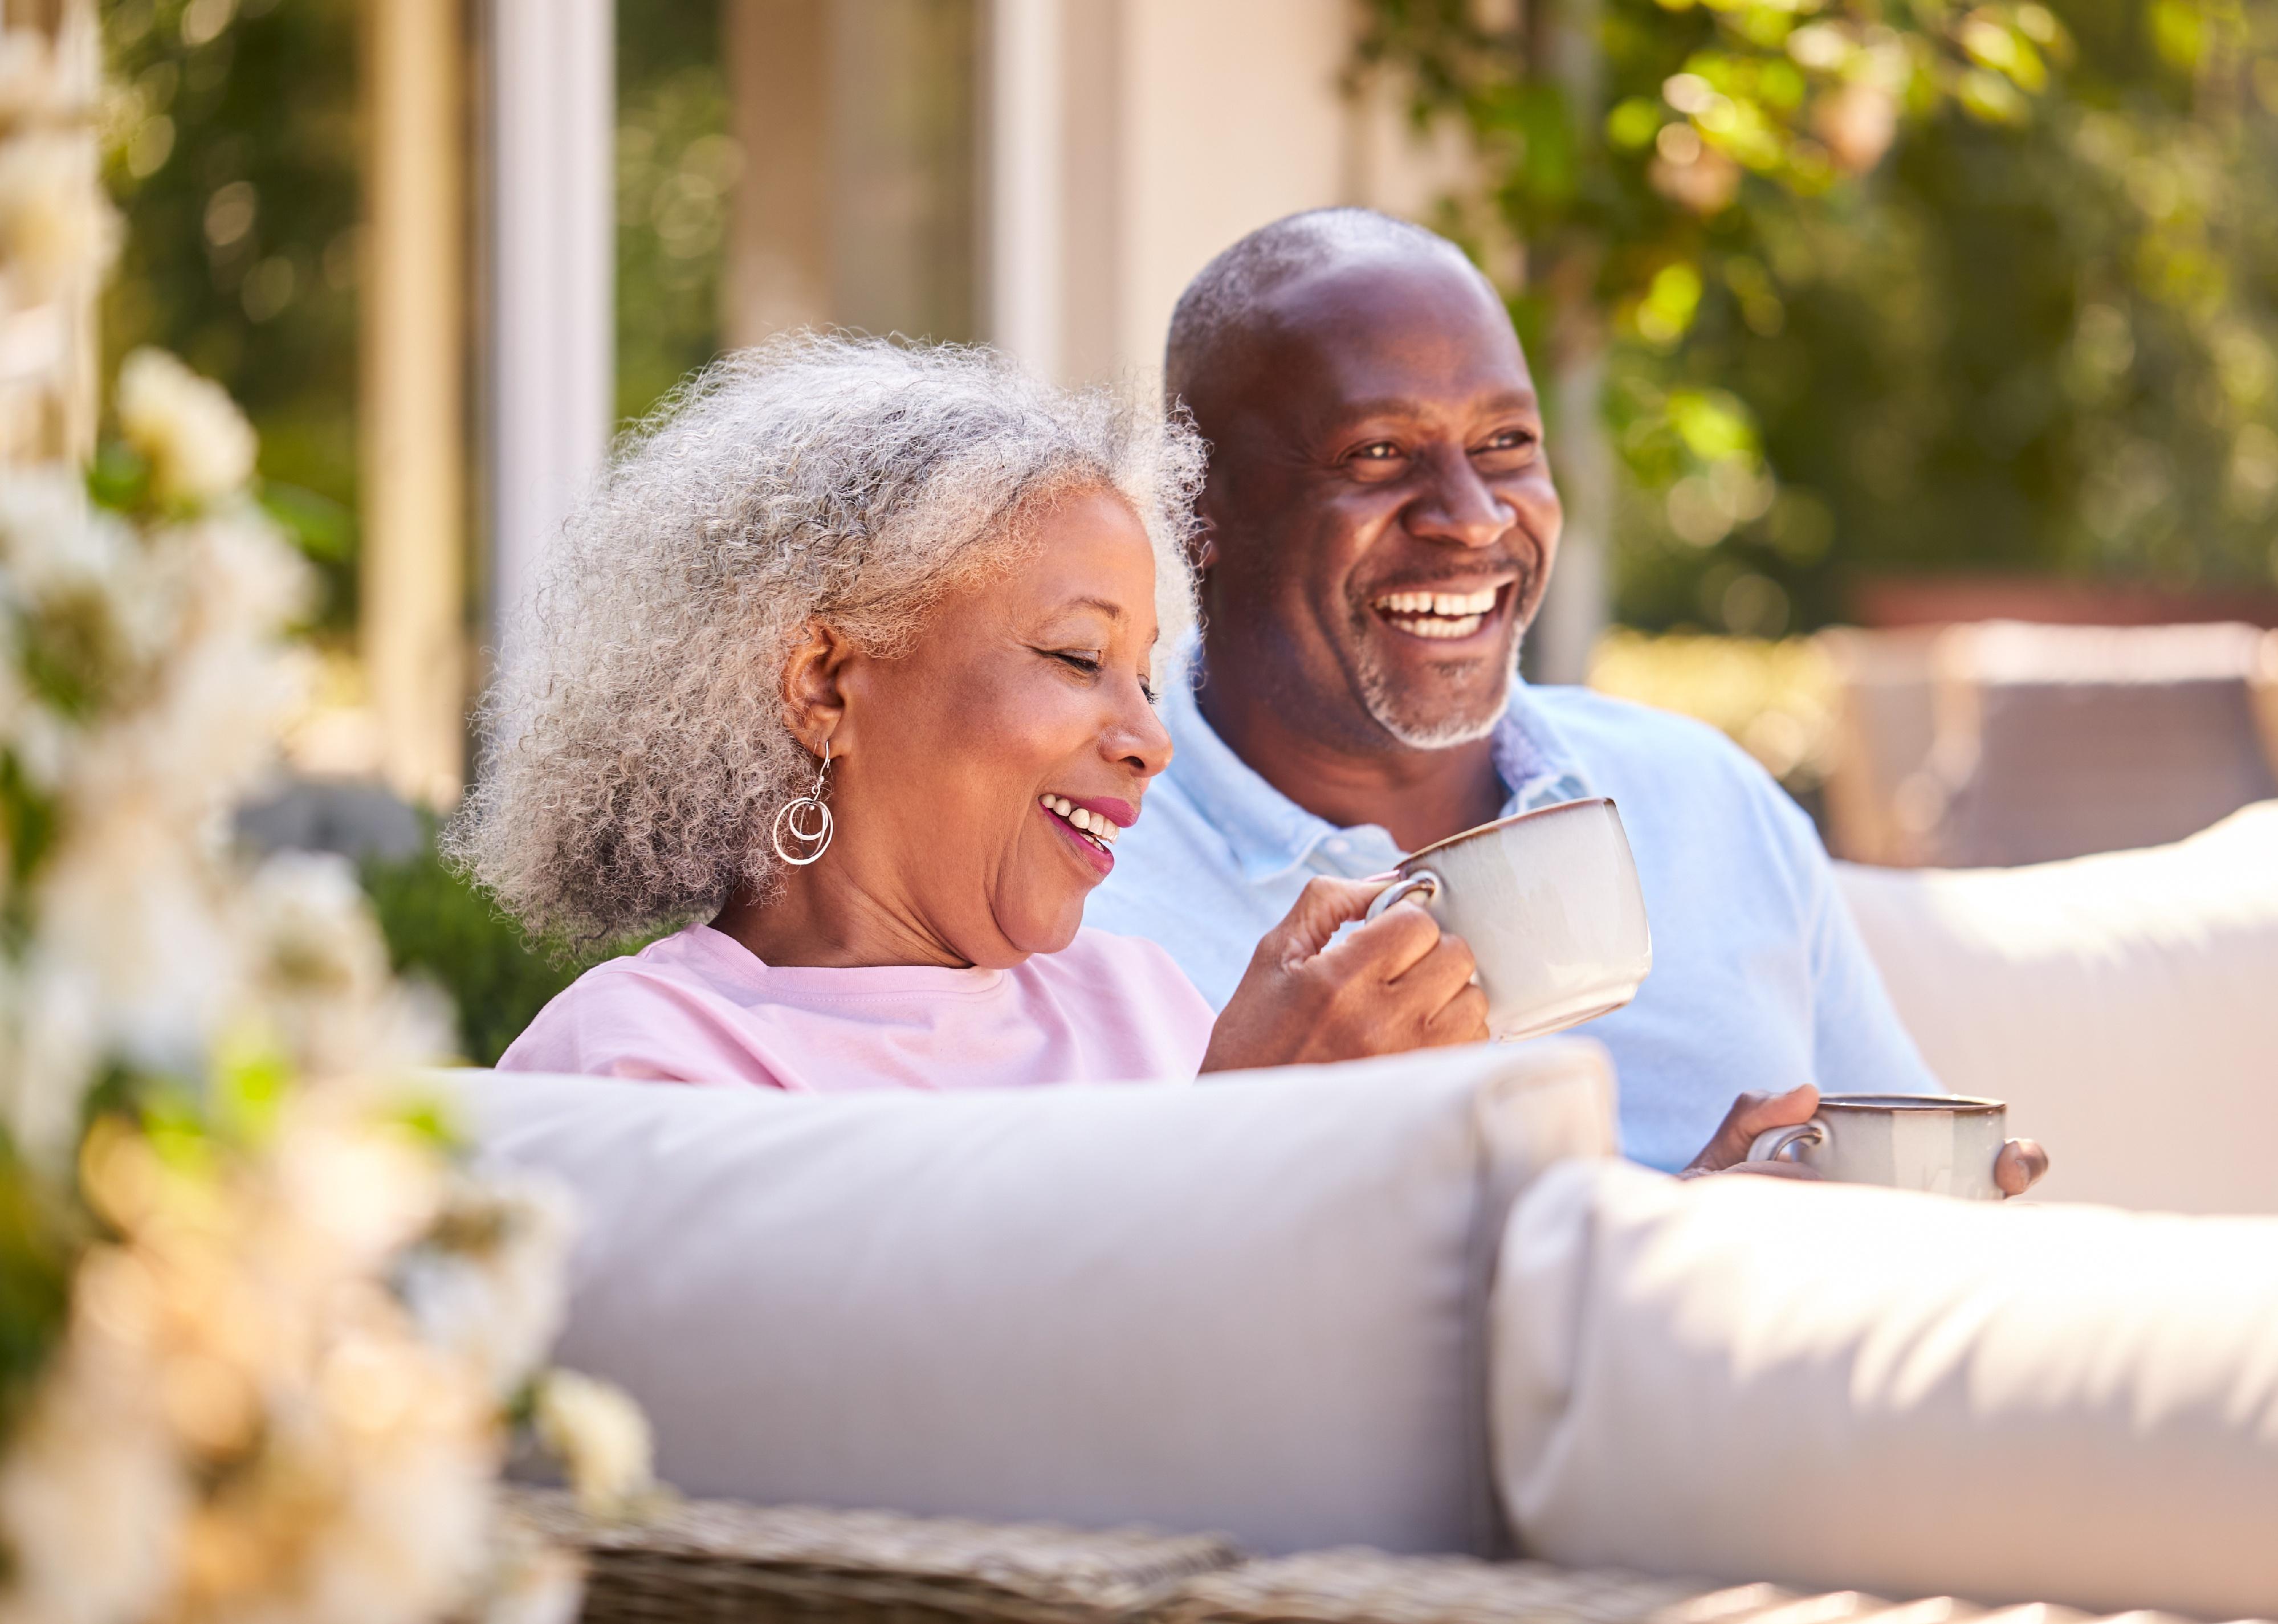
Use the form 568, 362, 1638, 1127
104, 0, 737, 621
100, 0, 362, 630
0, 1140, 70, 1438
1356, 0, 2278, 634
359, 827, 639, 1068
616, 0, 731, 427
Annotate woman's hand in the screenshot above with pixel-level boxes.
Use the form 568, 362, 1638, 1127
1201, 876, 1489, 1072
1681, 1083, 2051, 1195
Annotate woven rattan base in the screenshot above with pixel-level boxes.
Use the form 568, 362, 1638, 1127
506, 1491, 2242, 1624
509, 1490, 1242, 1624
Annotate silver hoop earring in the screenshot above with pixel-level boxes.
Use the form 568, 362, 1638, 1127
771, 740, 835, 866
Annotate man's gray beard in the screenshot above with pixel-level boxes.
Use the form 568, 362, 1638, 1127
1353, 631, 1523, 750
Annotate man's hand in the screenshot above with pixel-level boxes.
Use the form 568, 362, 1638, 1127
1680, 1084, 1823, 1180
1681, 1083, 2052, 1196
1202, 876, 1489, 1072
1992, 1138, 2049, 1197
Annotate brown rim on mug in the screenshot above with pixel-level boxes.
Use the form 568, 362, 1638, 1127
1398, 795, 1619, 865
1816, 1094, 2006, 1113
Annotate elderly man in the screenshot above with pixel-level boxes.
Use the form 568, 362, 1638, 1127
1091, 208, 2035, 1182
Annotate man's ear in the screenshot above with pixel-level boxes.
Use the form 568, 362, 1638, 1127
779, 620, 861, 757
1188, 487, 1224, 576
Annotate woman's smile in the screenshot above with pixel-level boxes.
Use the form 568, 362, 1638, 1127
1036, 793, 1136, 877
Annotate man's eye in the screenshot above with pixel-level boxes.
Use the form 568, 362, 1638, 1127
1477, 429, 1537, 455
1354, 442, 1401, 460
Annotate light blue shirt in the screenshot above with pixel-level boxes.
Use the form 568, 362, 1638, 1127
1088, 659, 1938, 1172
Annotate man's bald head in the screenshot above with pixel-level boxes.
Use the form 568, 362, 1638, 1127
1161, 207, 1559, 766
1163, 208, 1493, 415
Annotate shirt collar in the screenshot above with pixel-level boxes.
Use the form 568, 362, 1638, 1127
1157, 642, 1595, 883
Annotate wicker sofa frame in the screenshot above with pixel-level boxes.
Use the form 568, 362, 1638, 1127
510, 1490, 2234, 1624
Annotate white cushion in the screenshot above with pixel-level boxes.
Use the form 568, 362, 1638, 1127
455, 1041, 1615, 1555
1836, 800, 2278, 1212
1494, 1161, 2278, 1617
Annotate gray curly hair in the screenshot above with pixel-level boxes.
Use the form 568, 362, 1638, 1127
447, 333, 1206, 946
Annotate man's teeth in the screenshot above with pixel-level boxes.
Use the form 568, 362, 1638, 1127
1039, 795, 1119, 848
1374, 587, 1498, 639
1387, 613, 1484, 639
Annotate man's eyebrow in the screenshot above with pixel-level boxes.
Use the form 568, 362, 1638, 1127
1323, 389, 1543, 425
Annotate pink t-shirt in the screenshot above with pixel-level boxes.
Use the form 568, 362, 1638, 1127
496, 923, 1216, 1091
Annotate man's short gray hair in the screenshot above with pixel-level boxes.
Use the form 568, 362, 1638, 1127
447, 333, 1205, 947
1164, 207, 1480, 409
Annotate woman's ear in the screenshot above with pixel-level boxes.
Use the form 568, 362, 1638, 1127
779, 621, 861, 757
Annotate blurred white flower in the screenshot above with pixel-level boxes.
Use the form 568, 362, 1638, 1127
0, 1244, 185, 1624
0, 129, 115, 308
0, 468, 169, 687
117, 348, 257, 507
479, 1521, 585, 1624
401, 1172, 573, 1398
535, 1370, 654, 1517
242, 852, 455, 1079
30, 802, 238, 1061
0, 246, 618, 1620
276, 1112, 449, 1282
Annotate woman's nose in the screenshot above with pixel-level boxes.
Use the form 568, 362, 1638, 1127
1111, 684, 1173, 778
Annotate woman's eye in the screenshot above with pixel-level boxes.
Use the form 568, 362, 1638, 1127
1050, 650, 1102, 674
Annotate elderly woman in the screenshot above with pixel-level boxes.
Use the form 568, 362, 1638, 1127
451, 337, 1488, 1090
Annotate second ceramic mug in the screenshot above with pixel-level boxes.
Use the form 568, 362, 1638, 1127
1362, 796, 1653, 1043
1747, 1093, 2011, 1198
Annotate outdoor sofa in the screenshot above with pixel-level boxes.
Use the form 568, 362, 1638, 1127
457, 802, 2278, 1624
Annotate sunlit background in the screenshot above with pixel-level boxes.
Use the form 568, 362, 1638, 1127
95, 0, 2278, 1058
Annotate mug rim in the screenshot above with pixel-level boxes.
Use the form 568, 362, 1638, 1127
1400, 795, 1617, 866
1817, 1092, 2006, 1115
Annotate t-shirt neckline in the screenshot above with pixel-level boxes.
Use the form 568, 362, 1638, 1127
683, 923, 1014, 1000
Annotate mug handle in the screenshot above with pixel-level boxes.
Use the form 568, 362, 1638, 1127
1747, 1121, 1827, 1164
1364, 869, 1442, 921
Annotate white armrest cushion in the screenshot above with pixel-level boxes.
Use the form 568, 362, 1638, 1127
454, 1040, 1615, 1556
1494, 1161, 2278, 1617
1835, 800, 2278, 1211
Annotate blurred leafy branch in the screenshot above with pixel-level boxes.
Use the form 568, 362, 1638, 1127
99, 0, 361, 634
1356, 0, 2278, 634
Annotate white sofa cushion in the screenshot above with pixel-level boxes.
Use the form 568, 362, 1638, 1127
455, 1041, 1616, 1556
1494, 1161, 2278, 1617
1836, 799, 2278, 1213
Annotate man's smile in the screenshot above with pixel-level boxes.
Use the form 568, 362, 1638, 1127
1367, 581, 1513, 642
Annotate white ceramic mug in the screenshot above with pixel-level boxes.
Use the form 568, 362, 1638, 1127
1361, 797, 1653, 1043
1747, 1093, 2010, 1198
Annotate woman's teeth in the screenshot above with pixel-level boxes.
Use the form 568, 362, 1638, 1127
1374, 587, 1498, 640
1040, 795, 1119, 852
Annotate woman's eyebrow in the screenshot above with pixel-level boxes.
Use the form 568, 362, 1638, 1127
1055, 595, 1126, 622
